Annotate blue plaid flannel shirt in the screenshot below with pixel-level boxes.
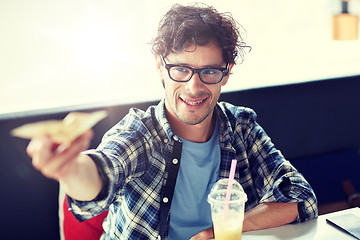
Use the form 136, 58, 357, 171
68, 99, 318, 239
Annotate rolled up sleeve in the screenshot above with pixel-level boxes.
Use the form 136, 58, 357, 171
258, 161, 318, 222
246, 121, 318, 222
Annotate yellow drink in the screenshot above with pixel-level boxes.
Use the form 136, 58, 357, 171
213, 216, 243, 240
214, 225, 242, 240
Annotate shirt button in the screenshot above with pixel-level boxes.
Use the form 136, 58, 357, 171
163, 197, 169, 203
163, 138, 168, 144
173, 135, 179, 141
172, 158, 179, 165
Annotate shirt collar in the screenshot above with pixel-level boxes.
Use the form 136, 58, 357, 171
155, 99, 177, 143
214, 103, 235, 147
155, 100, 235, 146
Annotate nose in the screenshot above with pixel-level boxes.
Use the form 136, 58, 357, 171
185, 72, 204, 93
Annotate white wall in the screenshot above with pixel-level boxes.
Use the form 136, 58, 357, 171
1, 0, 359, 114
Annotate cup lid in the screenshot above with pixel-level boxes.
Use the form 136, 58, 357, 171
208, 179, 248, 204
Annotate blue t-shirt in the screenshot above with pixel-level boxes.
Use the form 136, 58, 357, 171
168, 121, 220, 239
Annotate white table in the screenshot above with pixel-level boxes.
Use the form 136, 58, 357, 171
242, 207, 360, 240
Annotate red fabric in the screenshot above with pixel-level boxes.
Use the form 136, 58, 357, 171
63, 197, 108, 240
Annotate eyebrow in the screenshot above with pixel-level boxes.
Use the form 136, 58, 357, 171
172, 62, 225, 69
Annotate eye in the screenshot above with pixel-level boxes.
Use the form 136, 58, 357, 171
202, 69, 220, 75
173, 66, 190, 73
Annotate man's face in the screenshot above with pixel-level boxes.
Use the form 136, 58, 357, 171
156, 42, 233, 126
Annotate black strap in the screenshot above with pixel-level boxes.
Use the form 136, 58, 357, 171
159, 139, 182, 239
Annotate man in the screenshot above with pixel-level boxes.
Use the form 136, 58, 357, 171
27, 3, 317, 240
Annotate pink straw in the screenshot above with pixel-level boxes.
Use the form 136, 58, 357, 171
223, 159, 237, 221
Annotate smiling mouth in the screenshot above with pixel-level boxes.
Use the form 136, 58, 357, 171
180, 97, 207, 106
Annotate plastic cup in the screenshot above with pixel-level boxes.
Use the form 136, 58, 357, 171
208, 179, 247, 240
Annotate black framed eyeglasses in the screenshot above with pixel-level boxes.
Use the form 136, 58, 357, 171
160, 56, 229, 84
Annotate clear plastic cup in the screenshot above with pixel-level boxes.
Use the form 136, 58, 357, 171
208, 179, 247, 240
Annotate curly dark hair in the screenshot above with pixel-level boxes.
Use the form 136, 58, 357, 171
150, 3, 249, 64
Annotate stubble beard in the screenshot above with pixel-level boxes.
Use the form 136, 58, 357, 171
173, 104, 213, 126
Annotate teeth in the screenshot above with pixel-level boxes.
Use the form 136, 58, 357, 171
184, 99, 204, 105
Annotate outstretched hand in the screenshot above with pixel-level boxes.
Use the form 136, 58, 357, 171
27, 130, 94, 181
26, 129, 102, 201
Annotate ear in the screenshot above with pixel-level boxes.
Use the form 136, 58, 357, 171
220, 63, 234, 86
154, 55, 163, 77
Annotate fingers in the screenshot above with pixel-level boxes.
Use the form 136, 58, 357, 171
27, 135, 57, 170
26, 130, 94, 181
42, 130, 94, 179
